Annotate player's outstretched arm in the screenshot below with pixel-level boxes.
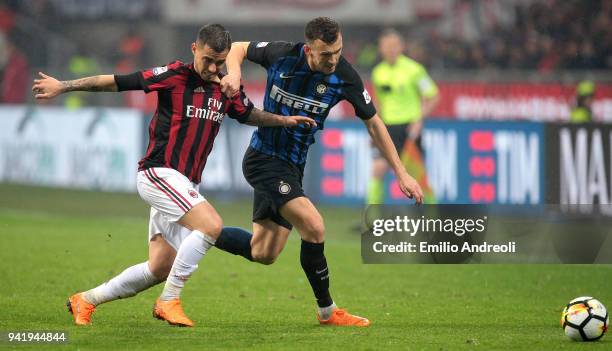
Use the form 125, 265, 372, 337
245, 108, 316, 128
220, 42, 250, 97
32, 72, 118, 100
364, 114, 424, 204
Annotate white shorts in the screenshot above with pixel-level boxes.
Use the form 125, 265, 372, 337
137, 167, 206, 250
147, 207, 192, 251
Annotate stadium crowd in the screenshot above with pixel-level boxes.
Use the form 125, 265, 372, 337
353, 0, 612, 72
1, 0, 610, 104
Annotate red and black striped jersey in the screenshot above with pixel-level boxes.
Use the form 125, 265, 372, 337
122, 60, 254, 184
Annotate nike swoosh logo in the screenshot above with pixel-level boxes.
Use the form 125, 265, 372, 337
280, 73, 295, 79
315, 267, 328, 275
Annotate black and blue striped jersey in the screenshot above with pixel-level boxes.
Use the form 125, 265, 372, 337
246, 41, 376, 165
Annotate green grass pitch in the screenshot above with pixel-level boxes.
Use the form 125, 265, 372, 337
0, 183, 610, 350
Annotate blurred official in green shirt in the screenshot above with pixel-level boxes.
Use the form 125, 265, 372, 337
570, 80, 595, 123
367, 29, 439, 204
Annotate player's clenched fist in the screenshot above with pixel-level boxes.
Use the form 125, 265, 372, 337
220, 72, 241, 98
32, 72, 63, 99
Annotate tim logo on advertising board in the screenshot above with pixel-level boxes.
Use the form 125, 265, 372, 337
313, 122, 372, 206
547, 124, 612, 211
422, 121, 543, 205
311, 120, 543, 206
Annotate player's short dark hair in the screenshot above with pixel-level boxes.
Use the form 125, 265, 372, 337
197, 24, 232, 52
305, 17, 340, 44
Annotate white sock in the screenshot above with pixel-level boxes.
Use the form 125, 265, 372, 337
83, 261, 161, 306
318, 302, 337, 320
159, 230, 215, 301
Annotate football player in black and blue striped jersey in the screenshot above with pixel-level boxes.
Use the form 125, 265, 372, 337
216, 17, 423, 327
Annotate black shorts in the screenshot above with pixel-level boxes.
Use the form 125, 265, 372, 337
373, 123, 423, 157
242, 147, 305, 230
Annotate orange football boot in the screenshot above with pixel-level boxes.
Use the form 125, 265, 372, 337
153, 298, 194, 327
318, 308, 371, 327
66, 293, 96, 326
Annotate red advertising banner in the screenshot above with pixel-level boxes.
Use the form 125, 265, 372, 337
433, 82, 612, 122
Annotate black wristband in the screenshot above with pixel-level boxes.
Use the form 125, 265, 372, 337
114, 72, 142, 91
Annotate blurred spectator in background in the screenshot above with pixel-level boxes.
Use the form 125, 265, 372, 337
405, 0, 612, 72
115, 28, 146, 74
367, 29, 438, 205
1, 0, 609, 109
65, 45, 100, 109
355, 42, 378, 71
570, 80, 596, 123
0, 31, 29, 103
538, 36, 561, 73
0, 1, 15, 33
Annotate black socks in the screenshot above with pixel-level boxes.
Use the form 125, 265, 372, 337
217, 229, 333, 307
215, 227, 253, 261
300, 240, 333, 308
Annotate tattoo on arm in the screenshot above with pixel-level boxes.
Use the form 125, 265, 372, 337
246, 108, 283, 126
60, 76, 117, 93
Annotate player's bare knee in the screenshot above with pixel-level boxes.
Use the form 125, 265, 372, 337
254, 254, 277, 265
149, 261, 172, 281
209, 216, 223, 237
300, 219, 325, 243
372, 159, 387, 178
251, 249, 278, 265
192, 215, 223, 238
372, 169, 385, 179
152, 266, 171, 281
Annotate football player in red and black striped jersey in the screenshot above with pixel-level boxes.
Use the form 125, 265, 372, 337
33, 24, 315, 327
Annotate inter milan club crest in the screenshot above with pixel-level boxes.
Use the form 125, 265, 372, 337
315, 83, 327, 95
188, 190, 198, 199
278, 181, 291, 195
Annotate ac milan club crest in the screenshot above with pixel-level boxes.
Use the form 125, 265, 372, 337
188, 190, 198, 199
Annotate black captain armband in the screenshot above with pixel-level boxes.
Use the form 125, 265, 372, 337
114, 72, 142, 91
